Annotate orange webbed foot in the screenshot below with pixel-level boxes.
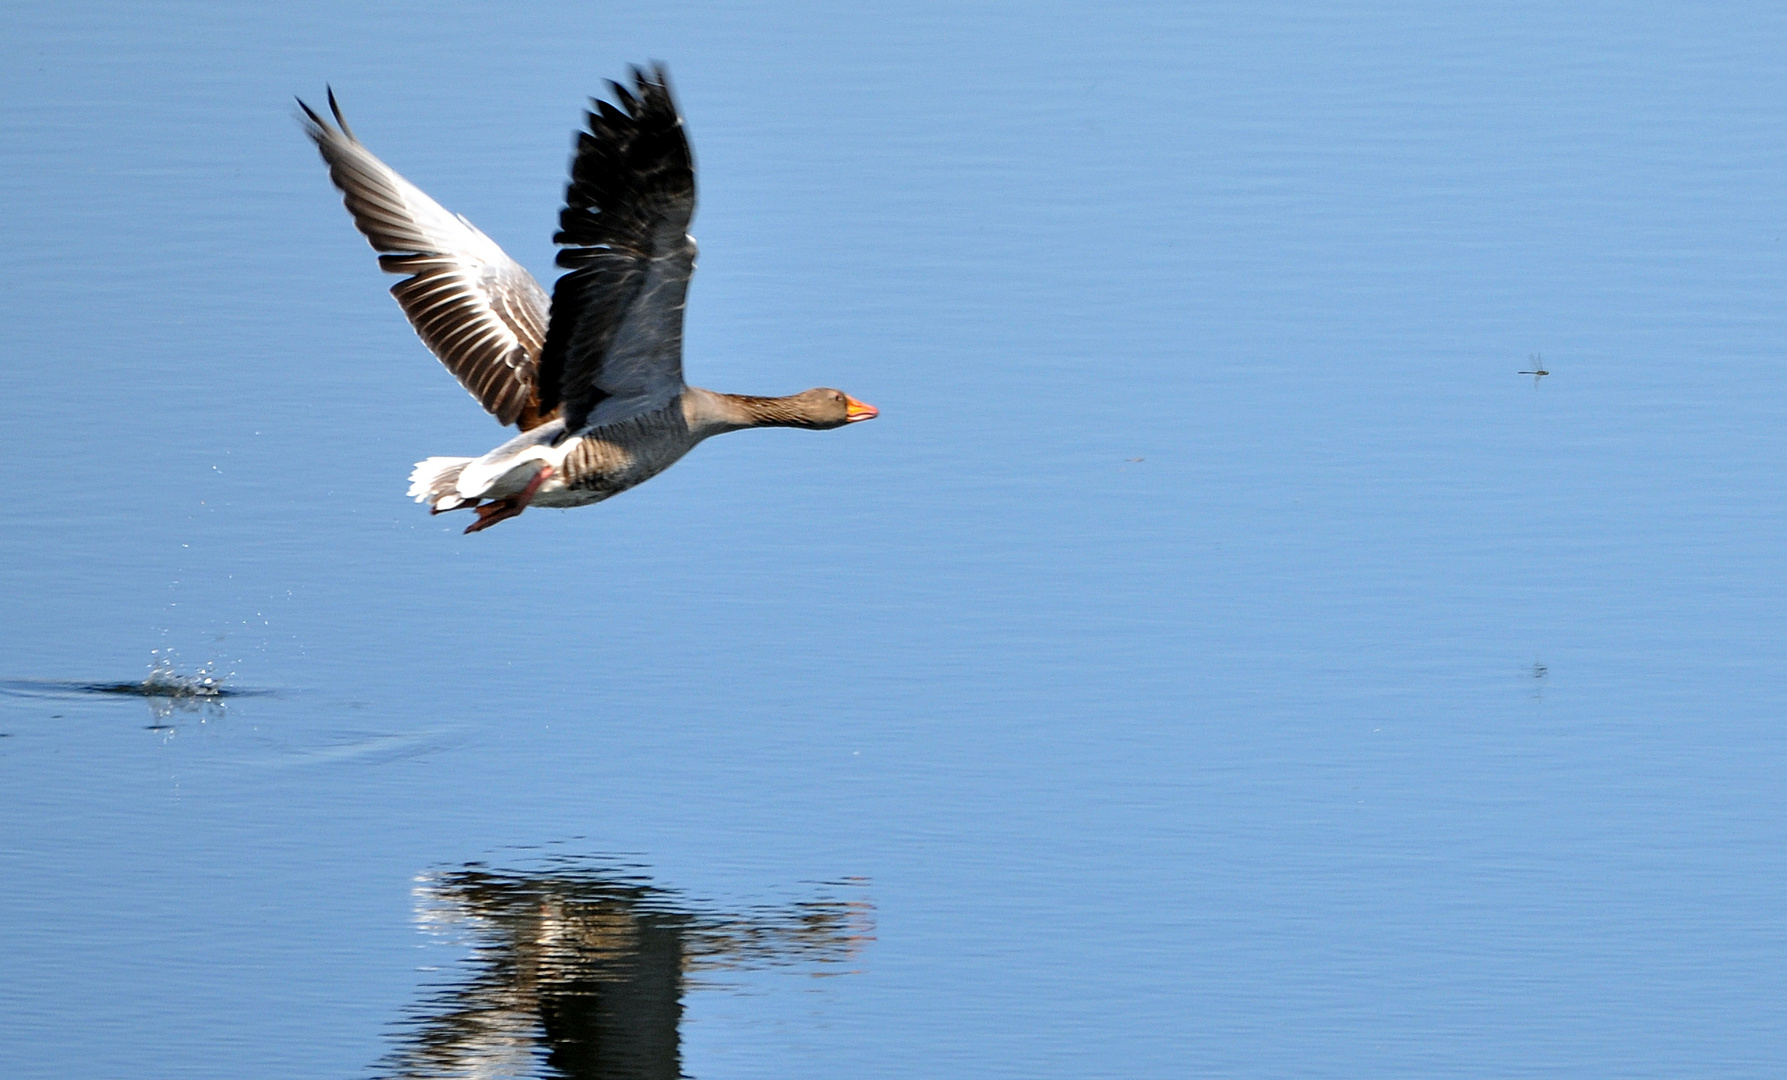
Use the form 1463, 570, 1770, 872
461, 466, 553, 534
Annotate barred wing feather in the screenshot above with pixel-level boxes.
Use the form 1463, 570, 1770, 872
301, 91, 554, 429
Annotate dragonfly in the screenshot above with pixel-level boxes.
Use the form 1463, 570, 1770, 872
1518, 354, 1550, 387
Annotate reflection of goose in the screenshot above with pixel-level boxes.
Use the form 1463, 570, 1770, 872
301, 66, 877, 534
378, 864, 871, 1080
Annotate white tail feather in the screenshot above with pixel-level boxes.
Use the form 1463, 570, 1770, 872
407, 456, 474, 508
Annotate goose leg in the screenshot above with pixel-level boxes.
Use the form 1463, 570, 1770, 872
463, 466, 554, 534
464, 498, 520, 533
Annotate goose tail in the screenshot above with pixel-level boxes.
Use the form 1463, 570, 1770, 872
407, 456, 478, 512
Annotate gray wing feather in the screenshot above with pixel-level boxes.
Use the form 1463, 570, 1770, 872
301, 91, 554, 429
536, 66, 696, 434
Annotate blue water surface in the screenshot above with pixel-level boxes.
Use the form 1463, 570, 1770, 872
4, 1, 1786, 1077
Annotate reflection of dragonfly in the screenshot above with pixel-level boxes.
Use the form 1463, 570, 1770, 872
376, 858, 873, 1080
1518, 354, 1550, 388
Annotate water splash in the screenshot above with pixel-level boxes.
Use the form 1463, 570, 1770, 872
137, 649, 228, 699
0, 649, 268, 729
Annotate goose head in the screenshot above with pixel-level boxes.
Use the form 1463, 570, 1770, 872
794, 388, 879, 429
735, 388, 878, 429
706, 388, 879, 431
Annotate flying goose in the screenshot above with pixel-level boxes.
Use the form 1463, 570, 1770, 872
300, 66, 877, 534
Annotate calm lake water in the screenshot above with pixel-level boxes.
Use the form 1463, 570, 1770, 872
5, 2, 1787, 1077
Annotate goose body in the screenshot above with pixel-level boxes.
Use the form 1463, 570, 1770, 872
301, 66, 875, 533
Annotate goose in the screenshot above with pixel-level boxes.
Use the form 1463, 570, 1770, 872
300, 65, 876, 534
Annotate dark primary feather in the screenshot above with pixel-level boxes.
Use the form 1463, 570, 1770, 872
536, 64, 697, 434
300, 90, 555, 429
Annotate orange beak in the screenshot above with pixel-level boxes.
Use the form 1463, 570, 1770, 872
844, 397, 879, 423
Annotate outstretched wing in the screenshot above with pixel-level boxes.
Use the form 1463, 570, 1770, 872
536, 65, 696, 434
301, 91, 555, 430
